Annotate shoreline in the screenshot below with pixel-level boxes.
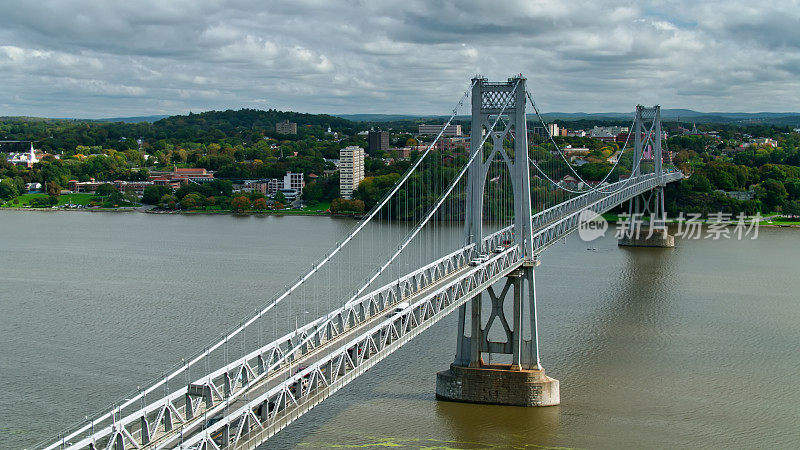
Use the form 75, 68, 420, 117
3, 207, 799, 227
145, 209, 341, 217
0, 207, 139, 213
0, 206, 356, 218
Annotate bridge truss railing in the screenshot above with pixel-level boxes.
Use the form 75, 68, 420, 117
183, 246, 526, 450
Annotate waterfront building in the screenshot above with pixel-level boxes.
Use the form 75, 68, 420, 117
24, 182, 42, 192
67, 179, 153, 195
148, 167, 214, 189
283, 172, 305, 193
339, 146, 364, 199
245, 172, 305, 196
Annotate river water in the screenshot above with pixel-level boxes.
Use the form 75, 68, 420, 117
1, 211, 798, 449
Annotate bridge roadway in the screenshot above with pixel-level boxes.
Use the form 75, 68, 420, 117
45, 171, 681, 450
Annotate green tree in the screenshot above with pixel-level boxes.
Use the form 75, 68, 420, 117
142, 185, 173, 204
685, 174, 713, 193
301, 181, 323, 205
95, 183, 117, 196
353, 173, 400, 209
159, 193, 178, 209
783, 200, 800, 218
757, 179, 788, 212
273, 190, 287, 204
0, 178, 19, 200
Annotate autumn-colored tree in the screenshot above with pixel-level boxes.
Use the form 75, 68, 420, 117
253, 197, 267, 210
350, 199, 365, 213
47, 181, 61, 197
272, 201, 284, 210
231, 195, 251, 211
330, 198, 365, 213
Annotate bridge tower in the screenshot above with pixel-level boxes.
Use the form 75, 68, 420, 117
436, 76, 560, 406
619, 105, 675, 247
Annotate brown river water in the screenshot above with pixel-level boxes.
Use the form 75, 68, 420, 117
1, 211, 798, 449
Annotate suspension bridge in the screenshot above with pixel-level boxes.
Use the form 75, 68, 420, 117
41, 76, 682, 450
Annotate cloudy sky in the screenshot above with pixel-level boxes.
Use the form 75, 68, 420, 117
1, 0, 799, 118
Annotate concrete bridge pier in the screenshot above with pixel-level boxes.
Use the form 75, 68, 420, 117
437, 261, 560, 406
618, 187, 675, 248
618, 105, 674, 248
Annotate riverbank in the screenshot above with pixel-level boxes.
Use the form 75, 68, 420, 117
0, 206, 140, 213
3, 207, 799, 226
145, 208, 344, 217
0, 205, 361, 218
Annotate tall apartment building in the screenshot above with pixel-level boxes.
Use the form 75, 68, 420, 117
418, 124, 462, 137
339, 146, 365, 199
368, 130, 389, 154
547, 123, 559, 137
276, 119, 297, 134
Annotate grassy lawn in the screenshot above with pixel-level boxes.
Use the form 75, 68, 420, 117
300, 201, 330, 212
2, 193, 139, 208
763, 217, 800, 225
2, 193, 96, 208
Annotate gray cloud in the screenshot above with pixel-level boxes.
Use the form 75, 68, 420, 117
0, 0, 798, 118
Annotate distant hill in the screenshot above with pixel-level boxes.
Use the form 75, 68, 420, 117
94, 115, 170, 123
0, 115, 170, 123
150, 109, 358, 137
0, 109, 363, 152
335, 113, 450, 122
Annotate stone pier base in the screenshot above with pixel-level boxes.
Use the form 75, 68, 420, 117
618, 229, 675, 248
435, 364, 560, 407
